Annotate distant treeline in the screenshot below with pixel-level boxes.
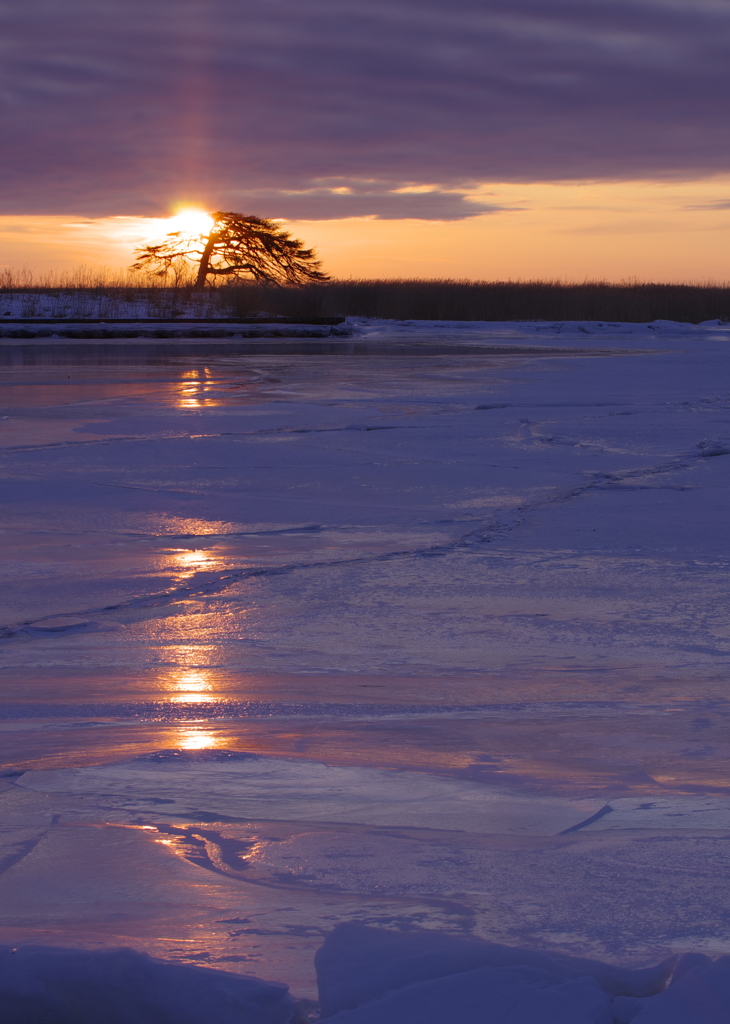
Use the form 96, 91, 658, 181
2, 270, 730, 322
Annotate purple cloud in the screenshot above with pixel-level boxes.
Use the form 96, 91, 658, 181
221, 182, 510, 221
2, 0, 730, 218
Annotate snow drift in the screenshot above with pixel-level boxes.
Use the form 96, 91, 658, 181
3, 928, 730, 1023
0, 945, 295, 1024
315, 925, 730, 1023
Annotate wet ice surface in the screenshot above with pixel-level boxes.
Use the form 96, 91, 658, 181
1, 319, 730, 1004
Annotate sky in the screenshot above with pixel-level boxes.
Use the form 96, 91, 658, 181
2, 0, 730, 281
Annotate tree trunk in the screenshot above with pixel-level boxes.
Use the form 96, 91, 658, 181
193, 233, 217, 291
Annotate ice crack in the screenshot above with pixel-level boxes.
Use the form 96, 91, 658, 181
0, 452, 702, 640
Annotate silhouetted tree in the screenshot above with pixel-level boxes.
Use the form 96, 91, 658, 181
132, 212, 329, 290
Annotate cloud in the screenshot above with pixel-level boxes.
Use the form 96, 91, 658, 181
2, 0, 730, 217
682, 200, 730, 210
222, 182, 509, 220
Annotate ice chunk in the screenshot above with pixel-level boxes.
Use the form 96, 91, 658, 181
611, 995, 645, 1022
576, 795, 730, 832
670, 952, 713, 983
696, 438, 730, 457
320, 964, 611, 1023
631, 955, 730, 1022
314, 924, 674, 1017
0, 944, 295, 1024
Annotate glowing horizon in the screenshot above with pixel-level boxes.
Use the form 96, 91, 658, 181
1, 176, 730, 284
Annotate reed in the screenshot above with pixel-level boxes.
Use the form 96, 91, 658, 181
227, 279, 730, 322
2, 272, 730, 322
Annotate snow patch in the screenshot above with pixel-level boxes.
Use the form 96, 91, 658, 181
0, 944, 294, 1024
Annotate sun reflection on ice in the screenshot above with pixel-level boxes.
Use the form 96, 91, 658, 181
167, 547, 218, 584
168, 669, 217, 704
173, 549, 215, 569
177, 727, 223, 750
177, 368, 213, 409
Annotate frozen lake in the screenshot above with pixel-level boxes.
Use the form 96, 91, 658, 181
1, 318, 729, 1003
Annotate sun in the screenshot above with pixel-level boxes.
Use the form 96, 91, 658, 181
166, 208, 215, 237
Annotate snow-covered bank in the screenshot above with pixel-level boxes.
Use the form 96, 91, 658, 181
3, 926, 729, 1022
0, 290, 227, 321
350, 316, 730, 348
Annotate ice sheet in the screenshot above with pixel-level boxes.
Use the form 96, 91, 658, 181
2, 318, 730, 998
17, 754, 604, 833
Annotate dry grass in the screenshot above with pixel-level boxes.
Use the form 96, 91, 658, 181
227, 279, 730, 322
2, 271, 730, 322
